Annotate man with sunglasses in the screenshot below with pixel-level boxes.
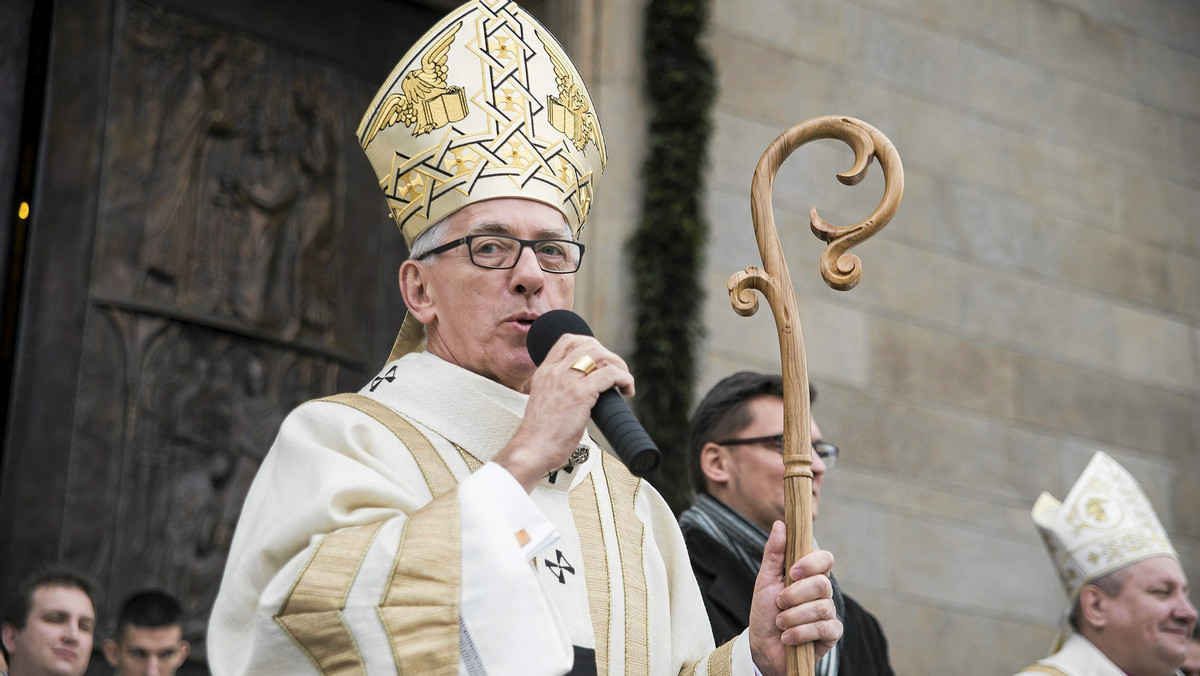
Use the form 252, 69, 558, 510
681, 372, 894, 675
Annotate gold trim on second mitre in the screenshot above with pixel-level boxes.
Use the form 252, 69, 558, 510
538, 32, 606, 166
361, 22, 467, 147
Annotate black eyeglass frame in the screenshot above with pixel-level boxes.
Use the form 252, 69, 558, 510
414, 234, 586, 274
714, 434, 839, 467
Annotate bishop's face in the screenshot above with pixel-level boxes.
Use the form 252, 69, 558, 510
1096, 556, 1197, 676
403, 198, 575, 392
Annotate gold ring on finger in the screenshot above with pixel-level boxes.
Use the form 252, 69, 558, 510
569, 354, 599, 376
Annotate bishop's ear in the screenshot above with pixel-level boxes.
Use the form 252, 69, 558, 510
399, 261, 436, 324
1077, 584, 1110, 629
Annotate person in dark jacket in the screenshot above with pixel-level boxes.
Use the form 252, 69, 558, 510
679, 372, 895, 676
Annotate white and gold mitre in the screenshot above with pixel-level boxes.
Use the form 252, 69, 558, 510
1032, 451, 1177, 600
357, 0, 607, 248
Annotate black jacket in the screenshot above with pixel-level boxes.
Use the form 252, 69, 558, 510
682, 525, 896, 676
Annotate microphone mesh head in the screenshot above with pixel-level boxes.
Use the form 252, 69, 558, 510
527, 310, 593, 365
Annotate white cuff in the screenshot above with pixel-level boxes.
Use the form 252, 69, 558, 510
734, 629, 762, 676
472, 461, 559, 559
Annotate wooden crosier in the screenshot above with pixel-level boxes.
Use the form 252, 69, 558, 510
726, 116, 903, 676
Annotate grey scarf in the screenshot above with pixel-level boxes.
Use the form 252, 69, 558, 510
680, 493, 843, 676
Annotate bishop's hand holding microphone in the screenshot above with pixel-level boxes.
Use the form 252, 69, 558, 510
527, 310, 662, 477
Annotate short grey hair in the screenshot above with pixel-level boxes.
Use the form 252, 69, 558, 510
406, 216, 453, 262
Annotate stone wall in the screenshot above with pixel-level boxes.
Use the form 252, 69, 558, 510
579, 0, 1200, 672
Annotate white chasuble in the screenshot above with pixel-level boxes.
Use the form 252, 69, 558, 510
1012, 632, 1131, 676
209, 352, 754, 675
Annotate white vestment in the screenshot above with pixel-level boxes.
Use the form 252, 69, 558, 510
1012, 632, 1130, 676
209, 352, 758, 675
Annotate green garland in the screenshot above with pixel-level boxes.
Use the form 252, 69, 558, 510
629, 0, 714, 514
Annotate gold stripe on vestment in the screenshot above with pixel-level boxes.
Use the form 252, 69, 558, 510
322, 393, 456, 496
378, 488, 462, 674
455, 443, 483, 472
275, 522, 383, 675
571, 472, 610, 675
1019, 666, 1069, 676
706, 638, 735, 676
680, 658, 701, 676
603, 452, 649, 675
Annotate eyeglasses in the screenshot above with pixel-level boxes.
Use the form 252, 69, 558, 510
415, 234, 585, 273
714, 434, 839, 469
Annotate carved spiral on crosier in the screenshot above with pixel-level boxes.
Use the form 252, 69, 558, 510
761, 116, 905, 292
727, 266, 774, 317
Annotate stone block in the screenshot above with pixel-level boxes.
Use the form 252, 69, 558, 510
1172, 114, 1200, 189
855, 0, 1025, 53
711, 0, 801, 56
959, 266, 1116, 367
597, 0, 645, 80
1050, 0, 1200, 57
1165, 251, 1200, 320
895, 94, 1011, 192
870, 319, 1019, 420
1051, 77, 1183, 185
1014, 354, 1196, 459
902, 175, 1185, 318
940, 180, 1044, 271
591, 87, 646, 222
1120, 169, 1200, 257
1111, 306, 1196, 393
819, 457, 1035, 536
891, 514, 1064, 619
963, 46, 1057, 135
1057, 222, 1173, 312
847, 8, 966, 103
704, 189, 766, 272
1171, 466, 1200, 539
831, 75, 900, 135
840, 237, 963, 326
871, 595, 1059, 675
1133, 36, 1200, 118
710, 28, 811, 126
708, 110, 793, 195
1004, 132, 1124, 227
813, 498, 892, 589
797, 295, 871, 389
1017, 0, 1138, 99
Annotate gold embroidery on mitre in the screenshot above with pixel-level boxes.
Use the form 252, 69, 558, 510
361, 22, 467, 146
1033, 451, 1178, 600
1085, 497, 1109, 524
539, 33, 607, 164
358, 0, 607, 249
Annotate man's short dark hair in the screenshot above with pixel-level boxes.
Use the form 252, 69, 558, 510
115, 590, 184, 641
2, 566, 95, 631
687, 372, 817, 496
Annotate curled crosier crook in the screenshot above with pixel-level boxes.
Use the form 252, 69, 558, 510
726, 115, 903, 676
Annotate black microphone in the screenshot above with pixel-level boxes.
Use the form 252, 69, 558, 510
527, 310, 662, 477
